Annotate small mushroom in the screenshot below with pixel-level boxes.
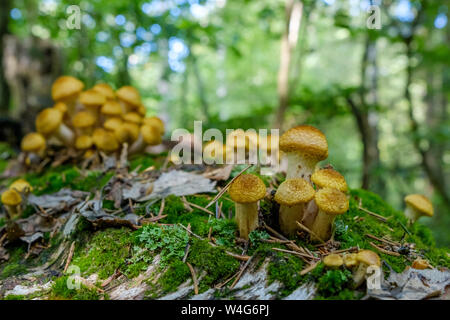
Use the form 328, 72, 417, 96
279, 125, 328, 181
51, 76, 84, 115
103, 117, 123, 132
323, 254, 344, 269
92, 83, 116, 100
143, 116, 165, 135
36, 108, 75, 146
274, 178, 315, 237
411, 257, 432, 270
101, 100, 123, 122
310, 188, 349, 242
404, 194, 434, 224
72, 111, 97, 136
129, 124, 162, 155
92, 128, 120, 154
228, 174, 266, 240
1, 189, 22, 219
21, 132, 46, 160
79, 89, 107, 120
9, 179, 33, 194
343, 253, 358, 268
116, 86, 142, 113
353, 250, 381, 288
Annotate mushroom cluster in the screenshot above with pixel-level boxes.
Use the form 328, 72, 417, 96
1, 179, 33, 219
20, 76, 165, 164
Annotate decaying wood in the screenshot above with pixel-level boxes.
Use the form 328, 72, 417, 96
230, 255, 254, 289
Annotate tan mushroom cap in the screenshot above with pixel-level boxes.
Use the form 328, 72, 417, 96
116, 86, 141, 107
21, 132, 46, 153
75, 135, 93, 150
141, 124, 162, 146
53, 102, 68, 114
356, 250, 380, 267
122, 122, 140, 142
311, 168, 348, 192
411, 257, 432, 270
404, 194, 434, 217
73, 111, 96, 128
274, 178, 315, 206
123, 112, 142, 124
10, 179, 33, 193
229, 174, 266, 203
92, 83, 115, 100
323, 254, 344, 268
104, 117, 123, 131
79, 89, 106, 107
137, 104, 147, 116
343, 253, 358, 268
279, 125, 328, 161
52, 76, 84, 101
314, 188, 349, 215
101, 100, 123, 117
35, 108, 63, 135
143, 116, 165, 135
92, 128, 119, 152
1, 189, 22, 206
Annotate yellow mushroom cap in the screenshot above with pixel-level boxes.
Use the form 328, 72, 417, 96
10, 179, 33, 193
92, 83, 115, 100
229, 174, 266, 203
75, 135, 94, 150
279, 125, 328, 161
116, 86, 141, 107
314, 188, 349, 215
274, 178, 315, 206
311, 169, 348, 192
53, 102, 68, 114
343, 253, 358, 268
411, 257, 432, 270
79, 89, 106, 107
137, 104, 147, 116
123, 112, 142, 124
52, 76, 84, 101
92, 128, 119, 152
1, 189, 22, 206
141, 124, 162, 145
35, 108, 63, 135
143, 116, 165, 135
73, 111, 96, 128
404, 194, 434, 217
101, 100, 123, 117
323, 254, 344, 268
356, 250, 381, 267
21, 132, 46, 153
122, 122, 140, 142
104, 117, 123, 131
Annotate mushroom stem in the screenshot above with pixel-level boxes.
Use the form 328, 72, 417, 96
310, 210, 335, 242
286, 153, 317, 181
4, 204, 22, 219
353, 263, 369, 288
404, 205, 421, 224
235, 202, 259, 240
56, 124, 75, 146
279, 203, 305, 237
129, 134, 145, 155
301, 199, 318, 229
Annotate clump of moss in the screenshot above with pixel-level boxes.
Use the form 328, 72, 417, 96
187, 240, 240, 290
0, 245, 27, 279
267, 251, 304, 297
159, 260, 191, 293
50, 276, 100, 300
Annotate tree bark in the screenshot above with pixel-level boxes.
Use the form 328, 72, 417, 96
273, 0, 303, 129
0, 0, 11, 115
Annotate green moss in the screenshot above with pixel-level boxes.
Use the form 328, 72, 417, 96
159, 260, 191, 293
187, 240, 240, 290
50, 276, 100, 300
4, 294, 27, 300
0, 245, 27, 279
267, 251, 304, 297
0, 217, 5, 228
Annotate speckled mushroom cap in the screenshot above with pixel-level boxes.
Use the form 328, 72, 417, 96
35, 108, 63, 135
21, 133, 46, 153
123, 112, 143, 124
356, 250, 380, 267
116, 86, 141, 107
92, 128, 119, 152
75, 135, 93, 150
229, 174, 266, 203
92, 83, 115, 100
314, 187, 349, 215
10, 179, 33, 193
73, 111, 96, 128
279, 125, 328, 160
274, 178, 315, 206
101, 100, 123, 117
143, 116, 165, 135
404, 194, 434, 217
52, 76, 84, 101
1, 189, 22, 206
311, 168, 348, 192
141, 124, 162, 146
323, 254, 344, 268
79, 89, 106, 107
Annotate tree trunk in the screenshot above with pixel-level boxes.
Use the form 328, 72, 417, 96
0, 0, 11, 115
273, 0, 303, 129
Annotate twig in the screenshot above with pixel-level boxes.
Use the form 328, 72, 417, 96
205, 164, 253, 209
365, 234, 399, 247
300, 260, 320, 276
183, 198, 214, 215
101, 269, 121, 287
357, 200, 388, 222
158, 198, 165, 216
230, 256, 254, 289
186, 262, 198, 295
296, 221, 325, 244
208, 227, 212, 241
272, 247, 319, 261
369, 241, 401, 257
140, 214, 168, 224
330, 246, 358, 254
63, 241, 76, 273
